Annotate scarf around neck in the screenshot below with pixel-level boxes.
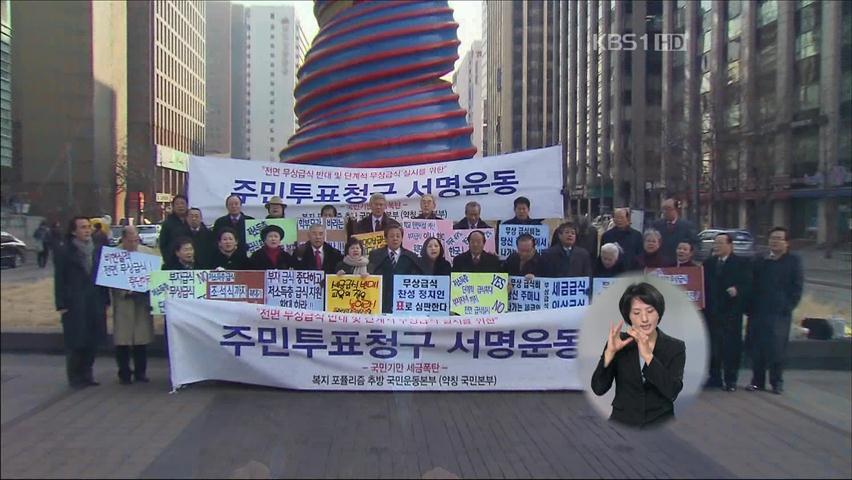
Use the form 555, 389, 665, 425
71, 237, 95, 275
343, 255, 369, 275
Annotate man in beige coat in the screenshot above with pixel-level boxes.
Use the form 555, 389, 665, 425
111, 226, 156, 384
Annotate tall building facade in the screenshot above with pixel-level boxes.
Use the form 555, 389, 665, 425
453, 40, 484, 157
0, 0, 11, 170
230, 4, 308, 162
205, 0, 231, 158
483, 1, 560, 156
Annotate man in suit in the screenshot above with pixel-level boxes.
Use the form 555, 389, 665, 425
186, 207, 214, 269
354, 193, 401, 234
746, 227, 803, 395
414, 194, 443, 219
502, 196, 543, 225
601, 207, 644, 270
295, 223, 344, 274
539, 222, 593, 277
453, 201, 490, 230
703, 232, 751, 392
503, 234, 540, 278
652, 198, 698, 265
213, 195, 255, 254
368, 225, 423, 313
676, 241, 700, 267
452, 230, 502, 273
158, 194, 191, 263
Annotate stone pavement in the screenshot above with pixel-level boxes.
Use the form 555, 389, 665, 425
1, 354, 850, 479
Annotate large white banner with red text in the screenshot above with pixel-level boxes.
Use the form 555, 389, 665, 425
187, 146, 563, 223
166, 298, 583, 391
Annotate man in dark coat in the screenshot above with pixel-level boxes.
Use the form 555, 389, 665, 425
601, 208, 644, 270
502, 196, 543, 225
452, 230, 503, 273
453, 201, 490, 230
295, 223, 344, 274
652, 198, 698, 265
354, 193, 401, 235
502, 234, 541, 277
159, 194, 191, 262
54, 216, 110, 389
367, 225, 423, 313
746, 227, 803, 395
413, 194, 443, 219
186, 207, 214, 269
539, 222, 593, 277
702, 232, 751, 392
212, 194, 255, 254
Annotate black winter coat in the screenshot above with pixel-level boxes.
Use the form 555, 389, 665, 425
209, 249, 250, 270
703, 254, 751, 318
159, 213, 191, 261
248, 247, 295, 270
53, 240, 110, 349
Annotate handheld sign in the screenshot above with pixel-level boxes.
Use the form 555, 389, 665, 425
265, 269, 325, 310
325, 275, 383, 314
497, 224, 549, 260
450, 272, 509, 315
95, 246, 162, 292
148, 270, 208, 315
392, 275, 451, 316
205, 270, 265, 304
351, 231, 386, 255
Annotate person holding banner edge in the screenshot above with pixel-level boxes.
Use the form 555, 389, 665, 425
368, 225, 423, 313
248, 225, 295, 270
591, 282, 686, 428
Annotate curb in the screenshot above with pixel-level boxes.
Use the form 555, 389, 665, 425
3, 332, 850, 370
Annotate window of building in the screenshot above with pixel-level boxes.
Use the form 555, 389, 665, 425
727, 0, 742, 18
725, 103, 741, 127
792, 129, 819, 177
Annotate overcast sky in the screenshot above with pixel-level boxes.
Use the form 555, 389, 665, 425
235, 0, 484, 78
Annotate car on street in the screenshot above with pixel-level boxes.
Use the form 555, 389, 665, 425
109, 225, 123, 247
137, 224, 161, 248
695, 228, 757, 262
1, 232, 28, 268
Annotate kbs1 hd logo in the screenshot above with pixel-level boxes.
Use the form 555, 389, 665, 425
594, 33, 687, 52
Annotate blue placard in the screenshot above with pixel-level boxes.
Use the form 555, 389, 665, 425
392, 275, 451, 316
497, 224, 550, 259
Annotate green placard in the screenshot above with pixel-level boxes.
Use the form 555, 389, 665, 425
148, 270, 208, 315
449, 272, 509, 316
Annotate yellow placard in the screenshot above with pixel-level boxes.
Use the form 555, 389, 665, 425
450, 272, 509, 316
351, 231, 387, 255
325, 275, 383, 314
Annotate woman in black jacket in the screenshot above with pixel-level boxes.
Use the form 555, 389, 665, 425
248, 225, 294, 270
419, 237, 452, 276
591, 282, 686, 428
209, 227, 249, 270
162, 237, 196, 270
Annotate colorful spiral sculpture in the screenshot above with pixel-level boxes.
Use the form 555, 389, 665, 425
279, 0, 477, 167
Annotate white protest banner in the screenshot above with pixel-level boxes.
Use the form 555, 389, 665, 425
443, 228, 496, 259
392, 275, 451, 316
165, 298, 584, 391
188, 146, 563, 223
593, 277, 617, 298
96, 246, 163, 292
508, 277, 545, 312
264, 270, 325, 311
497, 224, 550, 259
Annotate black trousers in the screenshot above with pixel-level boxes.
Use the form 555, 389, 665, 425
708, 313, 744, 385
115, 345, 148, 381
66, 347, 96, 386
750, 314, 791, 388
37, 248, 49, 268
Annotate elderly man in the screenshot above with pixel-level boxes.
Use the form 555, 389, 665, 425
186, 207, 214, 269
676, 241, 700, 267
414, 194, 442, 219
453, 201, 490, 230
538, 222, 593, 277
452, 230, 502, 273
652, 198, 698, 264
502, 233, 540, 278
601, 207, 643, 270
354, 193, 401, 234
746, 227, 803, 395
594, 243, 626, 278
159, 194, 191, 263
368, 225, 423, 313
213, 195, 255, 253
295, 223, 344, 274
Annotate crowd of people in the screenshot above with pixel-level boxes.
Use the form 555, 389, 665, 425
51, 192, 803, 398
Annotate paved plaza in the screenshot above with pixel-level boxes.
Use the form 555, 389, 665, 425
1, 353, 850, 479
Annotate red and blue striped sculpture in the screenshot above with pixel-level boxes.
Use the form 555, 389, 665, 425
279, 0, 477, 167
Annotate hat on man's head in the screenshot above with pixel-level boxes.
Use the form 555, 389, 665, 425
260, 224, 286, 242
265, 196, 287, 210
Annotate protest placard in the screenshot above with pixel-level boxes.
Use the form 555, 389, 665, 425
443, 228, 496, 260
508, 277, 545, 312
351, 231, 386, 255
95, 246, 162, 292
265, 270, 325, 310
296, 217, 347, 254
392, 275, 451, 316
542, 277, 591, 309
205, 270, 266, 304
148, 270, 208, 315
245, 219, 298, 254
497, 224, 550, 260
402, 229, 436, 257
325, 275, 383, 314
645, 266, 705, 308
450, 272, 508, 315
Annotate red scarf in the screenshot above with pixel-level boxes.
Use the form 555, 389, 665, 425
264, 246, 281, 266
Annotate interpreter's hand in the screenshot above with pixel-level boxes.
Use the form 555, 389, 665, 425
603, 320, 633, 367
726, 286, 737, 297
628, 328, 654, 364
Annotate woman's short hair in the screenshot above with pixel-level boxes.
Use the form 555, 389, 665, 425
216, 226, 238, 243
172, 236, 194, 253
345, 237, 365, 256
643, 229, 662, 241
600, 242, 622, 258
618, 282, 666, 325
